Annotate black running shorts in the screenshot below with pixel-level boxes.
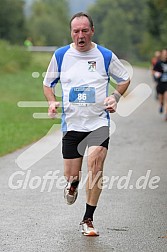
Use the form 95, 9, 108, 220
156, 82, 167, 94
62, 126, 110, 159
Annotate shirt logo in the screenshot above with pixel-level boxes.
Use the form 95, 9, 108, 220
88, 61, 96, 72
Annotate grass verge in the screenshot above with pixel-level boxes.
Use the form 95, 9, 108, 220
0, 52, 61, 157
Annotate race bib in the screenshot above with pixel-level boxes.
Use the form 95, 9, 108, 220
69, 86, 95, 106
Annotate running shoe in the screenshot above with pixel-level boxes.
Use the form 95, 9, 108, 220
80, 218, 99, 236
64, 182, 78, 205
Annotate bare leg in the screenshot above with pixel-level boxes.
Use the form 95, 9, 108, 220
164, 91, 167, 113
64, 157, 83, 182
86, 146, 108, 206
63, 158, 83, 205
164, 91, 167, 120
158, 93, 164, 113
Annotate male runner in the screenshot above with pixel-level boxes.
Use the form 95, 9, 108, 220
43, 12, 130, 236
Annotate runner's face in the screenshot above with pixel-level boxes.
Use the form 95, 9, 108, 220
71, 17, 94, 52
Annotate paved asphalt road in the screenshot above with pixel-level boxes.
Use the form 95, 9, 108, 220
0, 67, 167, 252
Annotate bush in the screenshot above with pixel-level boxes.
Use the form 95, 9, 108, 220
0, 40, 32, 73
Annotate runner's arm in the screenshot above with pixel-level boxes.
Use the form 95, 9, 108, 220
43, 86, 60, 118
104, 53, 130, 112
43, 54, 60, 118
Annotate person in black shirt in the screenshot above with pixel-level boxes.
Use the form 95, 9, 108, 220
153, 49, 167, 120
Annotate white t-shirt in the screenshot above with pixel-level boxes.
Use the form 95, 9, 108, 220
43, 43, 129, 132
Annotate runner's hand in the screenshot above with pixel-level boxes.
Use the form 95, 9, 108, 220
104, 95, 117, 113
48, 101, 60, 118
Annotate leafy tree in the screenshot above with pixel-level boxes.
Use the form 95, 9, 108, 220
26, 0, 71, 46
89, 0, 149, 60
147, 0, 167, 47
147, 0, 165, 38
139, 0, 167, 58
88, 0, 112, 44
0, 0, 26, 44
99, 8, 132, 58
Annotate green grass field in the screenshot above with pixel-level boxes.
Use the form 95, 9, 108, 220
0, 52, 61, 157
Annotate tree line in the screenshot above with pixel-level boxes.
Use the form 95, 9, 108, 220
0, 0, 166, 61
88, 0, 167, 60
0, 0, 70, 46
